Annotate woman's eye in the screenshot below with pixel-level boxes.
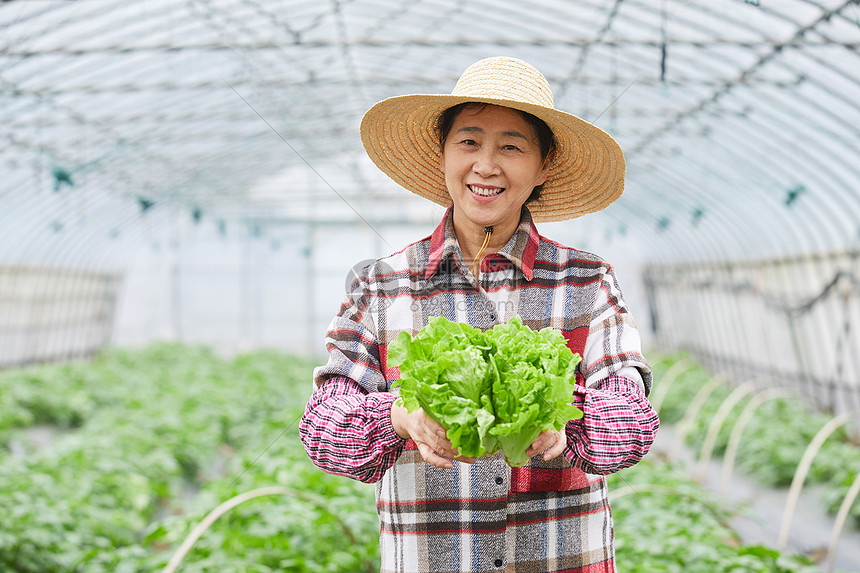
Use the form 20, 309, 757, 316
502, 144, 521, 151
460, 139, 477, 146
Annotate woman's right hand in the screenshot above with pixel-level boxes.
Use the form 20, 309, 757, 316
390, 402, 477, 469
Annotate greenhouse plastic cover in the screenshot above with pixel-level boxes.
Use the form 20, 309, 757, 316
1, 0, 859, 360
2, 0, 858, 266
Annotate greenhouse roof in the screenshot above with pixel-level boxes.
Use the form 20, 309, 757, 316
2, 0, 859, 263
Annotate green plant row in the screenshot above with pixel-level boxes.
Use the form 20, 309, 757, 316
609, 459, 823, 573
0, 344, 379, 572
650, 352, 860, 529
0, 345, 833, 572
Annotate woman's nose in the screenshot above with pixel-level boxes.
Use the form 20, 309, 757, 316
472, 149, 500, 177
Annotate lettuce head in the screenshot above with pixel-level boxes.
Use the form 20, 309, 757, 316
389, 316, 582, 465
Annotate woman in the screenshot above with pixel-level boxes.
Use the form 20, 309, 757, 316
300, 57, 659, 573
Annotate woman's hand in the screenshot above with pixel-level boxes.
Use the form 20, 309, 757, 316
391, 402, 477, 469
525, 428, 567, 462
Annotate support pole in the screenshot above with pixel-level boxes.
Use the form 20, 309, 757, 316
649, 358, 695, 414
778, 412, 860, 549
669, 372, 727, 462
719, 388, 794, 495
693, 378, 762, 482
826, 472, 860, 573
161, 486, 372, 573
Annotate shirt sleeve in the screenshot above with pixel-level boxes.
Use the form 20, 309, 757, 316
299, 272, 408, 484
300, 375, 407, 484
563, 375, 660, 475
564, 262, 659, 475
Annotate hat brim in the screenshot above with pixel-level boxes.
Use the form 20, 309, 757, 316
360, 94, 625, 223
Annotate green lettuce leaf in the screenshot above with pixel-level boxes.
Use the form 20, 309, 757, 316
389, 317, 497, 457
389, 316, 582, 464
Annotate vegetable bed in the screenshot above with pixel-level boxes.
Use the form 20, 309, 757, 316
0, 344, 830, 572
0, 345, 378, 572
651, 352, 860, 529
608, 460, 823, 573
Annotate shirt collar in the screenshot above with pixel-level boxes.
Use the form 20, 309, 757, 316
424, 205, 539, 281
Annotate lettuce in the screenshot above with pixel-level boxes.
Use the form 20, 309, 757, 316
389, 316, 582, 466
388, 318, 498, 457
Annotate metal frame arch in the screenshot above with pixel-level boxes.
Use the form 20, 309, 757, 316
577, 10, 859, 259
1, 0, 858, 366
618, 162, 796, 261
625, 94, 858, 259
672, 94, 860, 251
778, 411, 860, 550
620, 77, 859, 257
629, 151, 801, 255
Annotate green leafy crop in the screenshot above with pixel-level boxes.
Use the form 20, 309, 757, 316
0, 344, 381, 572
388, 316, 583, 466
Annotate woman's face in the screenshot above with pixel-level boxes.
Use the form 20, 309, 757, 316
440, 104, 548, 231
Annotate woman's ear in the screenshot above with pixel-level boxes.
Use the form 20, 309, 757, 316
543, 149, 557, 171
439, 150, 446, 174
536, 152, 553, 185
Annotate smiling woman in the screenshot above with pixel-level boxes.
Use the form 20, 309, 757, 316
438, 101, 556, 194
439, 104, 550, 266
300, 56, 659, 573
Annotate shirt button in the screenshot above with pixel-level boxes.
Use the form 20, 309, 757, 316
495, 476, 503, 485
489, 312, 497, 321
494, 558, 504, 567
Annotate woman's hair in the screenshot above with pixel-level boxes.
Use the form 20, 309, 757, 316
436, 102, 556, 204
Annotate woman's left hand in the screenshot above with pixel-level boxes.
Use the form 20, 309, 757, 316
525, 429, 567, 461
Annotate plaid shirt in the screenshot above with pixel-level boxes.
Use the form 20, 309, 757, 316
300, 207, 659, 573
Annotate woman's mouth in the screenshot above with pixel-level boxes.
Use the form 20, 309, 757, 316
468, 184, 504, 197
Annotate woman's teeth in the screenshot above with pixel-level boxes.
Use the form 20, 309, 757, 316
469, 185, 503, 197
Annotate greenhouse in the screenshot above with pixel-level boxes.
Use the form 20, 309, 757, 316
1, 0, 859, 571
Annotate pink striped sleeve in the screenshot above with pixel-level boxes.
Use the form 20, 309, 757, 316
299, 376, 407, 484
563, 375, 659, 475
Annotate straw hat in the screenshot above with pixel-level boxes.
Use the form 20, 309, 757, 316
360, 56, 625, 222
